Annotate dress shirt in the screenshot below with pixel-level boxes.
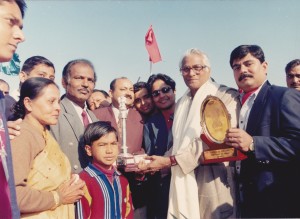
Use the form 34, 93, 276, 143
68, 98, 92, 125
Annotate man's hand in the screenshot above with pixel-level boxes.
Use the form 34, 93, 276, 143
138, 155, 171, 172
7, 119, 22, 140
225, 128, 253, 152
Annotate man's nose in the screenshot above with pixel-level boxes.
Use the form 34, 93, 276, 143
14, 26, 25, 43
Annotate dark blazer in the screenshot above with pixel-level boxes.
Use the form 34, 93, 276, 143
143, 111, 173, 156
93, 106, 143, 154
143, 111, 173, 219
0, 92, 20, 218
50, 97, 98, 173
240, 81, 300, 218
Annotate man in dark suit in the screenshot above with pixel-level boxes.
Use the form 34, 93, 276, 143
143, 73, 176, 219
226, 45, 300, 218
50, 59, 98, 173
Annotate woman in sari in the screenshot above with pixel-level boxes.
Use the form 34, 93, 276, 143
11, 77, 85, 218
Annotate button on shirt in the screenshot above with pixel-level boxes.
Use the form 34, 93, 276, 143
236, 81, 266, 175
238, 82, 265, 130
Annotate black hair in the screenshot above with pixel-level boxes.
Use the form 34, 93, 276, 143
83, 121, 118, 146
229, 45, 265, 68
13, 77, 58, 119
21, 56, 55, 74
285, 59, 300, 74
92, 89, 109, 98
133, 81, 151, 94
147, 73, 176, 92
2, 0, 27, 18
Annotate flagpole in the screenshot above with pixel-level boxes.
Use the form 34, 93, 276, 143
149, 61, 152, 75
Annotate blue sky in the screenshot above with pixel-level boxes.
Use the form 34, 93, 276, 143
1, 0, 299, 98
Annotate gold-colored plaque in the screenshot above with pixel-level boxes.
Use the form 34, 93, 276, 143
200, 95, 246, 164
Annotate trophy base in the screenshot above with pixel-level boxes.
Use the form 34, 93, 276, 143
202, 148, 247, 164
117, 153, 150, 172
201, 134, 247, 164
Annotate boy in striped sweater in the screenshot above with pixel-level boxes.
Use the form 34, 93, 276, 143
77, 121, 133, 219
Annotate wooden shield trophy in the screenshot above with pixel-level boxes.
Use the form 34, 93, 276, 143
200, 95, 247, 164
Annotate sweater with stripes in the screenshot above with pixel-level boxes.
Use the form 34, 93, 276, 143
77, 163, 133, 219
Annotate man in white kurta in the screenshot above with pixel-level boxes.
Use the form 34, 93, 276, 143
143, 48, 240, 219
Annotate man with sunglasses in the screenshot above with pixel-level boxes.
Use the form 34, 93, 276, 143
142, 73, 176, 219
141, 49, 240, 219
285, 59, 300, 91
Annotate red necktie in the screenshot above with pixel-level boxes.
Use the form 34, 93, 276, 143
241, 88, 258, 105
81, 110, 90, 128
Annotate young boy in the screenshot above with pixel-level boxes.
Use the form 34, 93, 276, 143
77, 121, 133, 219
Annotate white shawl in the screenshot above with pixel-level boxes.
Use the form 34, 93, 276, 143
168, 79, 219, 219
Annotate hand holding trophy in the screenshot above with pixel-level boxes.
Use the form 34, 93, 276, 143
200, 95, 247, 164
116, 96, 150, 171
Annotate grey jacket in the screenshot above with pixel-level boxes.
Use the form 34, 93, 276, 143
50, 97, 98, 173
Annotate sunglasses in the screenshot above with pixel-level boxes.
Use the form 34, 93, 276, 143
152, 86, 172, 97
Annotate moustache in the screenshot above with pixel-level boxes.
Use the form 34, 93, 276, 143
79, 88, 89, 93
124, 94, 133, 99
238, 73, 253, 82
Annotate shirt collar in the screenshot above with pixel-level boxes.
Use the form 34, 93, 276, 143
88, 163, 121, 177
240, 80, 267, 101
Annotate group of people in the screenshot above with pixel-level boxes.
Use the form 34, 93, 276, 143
1, 1, 300, 219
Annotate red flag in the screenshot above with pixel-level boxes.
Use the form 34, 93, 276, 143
145, 25, 162, 63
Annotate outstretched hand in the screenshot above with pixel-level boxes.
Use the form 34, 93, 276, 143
137, 155, 170, 173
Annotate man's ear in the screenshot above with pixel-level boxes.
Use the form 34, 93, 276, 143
23, 97, 32, 112
85, 145, 92, 157
262, 61, 268, 73
62, 78, 67, 89
19, 71, 28, 83
109, 89, 113, 98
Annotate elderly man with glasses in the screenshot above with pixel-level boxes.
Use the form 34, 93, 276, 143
140, 48, 241, 219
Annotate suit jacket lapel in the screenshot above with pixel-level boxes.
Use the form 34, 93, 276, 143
246, 81, 270, 134
86, 109, 98, 122
61, 98, 84, 140
107, 107, 118, 129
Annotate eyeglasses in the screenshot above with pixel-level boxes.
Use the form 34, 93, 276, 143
286, 74, 300, 79
152, 86, 172, 97
180, 65, 207, 75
